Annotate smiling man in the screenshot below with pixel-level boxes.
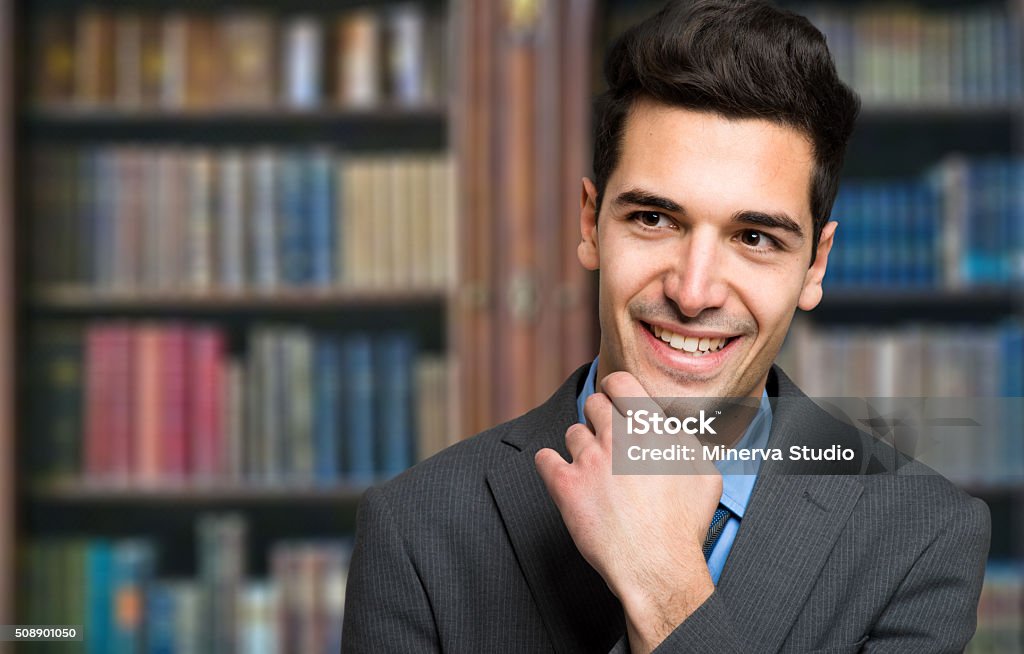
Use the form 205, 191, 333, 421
341, 1, 990, 652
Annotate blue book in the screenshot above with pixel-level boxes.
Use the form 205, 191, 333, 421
111, 540, 155, 654
278, 152, 310, 285
145, 583, 177, 654
86, 540, 113, 654
375, 332, 416, 478
308, 151, 335, 286
344, 334, 376, 482
999, 325, 1024, 482
1011, 162, 1019, 282
314, 337, 343, 483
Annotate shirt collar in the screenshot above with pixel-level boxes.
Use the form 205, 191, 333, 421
574, 357, 772, 520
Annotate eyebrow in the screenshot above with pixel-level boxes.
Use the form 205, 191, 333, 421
613, 187, 806, 243
731, 210, 805, 242
612, 189, 684, 213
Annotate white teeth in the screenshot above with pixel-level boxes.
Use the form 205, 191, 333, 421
649, 323, 730, 354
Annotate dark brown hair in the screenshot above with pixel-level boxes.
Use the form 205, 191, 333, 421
593, 0, 860, 262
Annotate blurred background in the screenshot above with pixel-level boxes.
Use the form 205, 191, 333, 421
0, 0, 1022, 651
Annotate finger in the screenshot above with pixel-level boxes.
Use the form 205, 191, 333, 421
582, 392, 616, 439
600, 371, 662, 418
565, 422, 595, 461
534, 447, 570, 502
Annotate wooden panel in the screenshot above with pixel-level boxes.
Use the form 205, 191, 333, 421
457, 0, 596, 432
0, 0, 13, 630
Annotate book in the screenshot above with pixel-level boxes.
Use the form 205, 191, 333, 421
388, 4, 427, 107
75, 9, 116, 106
336, 10, 381, 108
376, 332, 415, 477
221, 13, 276, 109
33, 13, 76, 106
282, 17, 323, 109
343, 334, 375, 482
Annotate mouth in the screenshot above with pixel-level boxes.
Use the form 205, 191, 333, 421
635, 318, 744, 380
638, 320, 739, 357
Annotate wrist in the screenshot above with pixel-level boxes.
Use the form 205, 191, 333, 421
617, 550, 715, 654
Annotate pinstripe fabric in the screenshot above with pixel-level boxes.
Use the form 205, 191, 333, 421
342, 365, 991, 653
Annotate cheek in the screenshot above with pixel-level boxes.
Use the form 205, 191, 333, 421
733, 266, 804, 335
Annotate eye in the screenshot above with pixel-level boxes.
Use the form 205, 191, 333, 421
738, 229, 778, 250
628, 211, 673, 229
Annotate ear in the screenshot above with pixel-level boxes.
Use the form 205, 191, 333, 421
578, 177, 600, 271
798, 220, 838, 311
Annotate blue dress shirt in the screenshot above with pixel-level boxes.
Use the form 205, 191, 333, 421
574, 357, 772, 584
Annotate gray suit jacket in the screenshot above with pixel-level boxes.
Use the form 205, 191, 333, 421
341, 364, 990, 653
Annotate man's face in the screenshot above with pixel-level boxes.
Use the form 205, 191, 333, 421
579, 100, 836, 400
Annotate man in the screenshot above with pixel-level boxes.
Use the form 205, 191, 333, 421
341, 1, 990, 652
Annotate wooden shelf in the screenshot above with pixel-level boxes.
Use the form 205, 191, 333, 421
26, 0, 446, 11
809, 287, 1021, 324
22, 106, 449, 148
28, 480, 372, 504
30, 286, 449, 313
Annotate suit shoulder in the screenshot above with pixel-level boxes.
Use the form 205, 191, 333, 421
859, 465, 990, 540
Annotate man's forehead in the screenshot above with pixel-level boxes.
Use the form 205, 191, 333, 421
611, 99, 816, 226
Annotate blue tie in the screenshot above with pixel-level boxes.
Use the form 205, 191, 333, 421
703, 506, 732, 559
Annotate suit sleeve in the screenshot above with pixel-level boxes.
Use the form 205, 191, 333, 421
341, 486, 441, 653
862, 496, 990, 653
645, 496, 990, 654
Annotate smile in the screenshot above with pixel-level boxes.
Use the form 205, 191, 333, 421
640, 321, 738, 358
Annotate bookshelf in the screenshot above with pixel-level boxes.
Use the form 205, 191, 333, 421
4, 0, 600, 649
10, 0, 459, 649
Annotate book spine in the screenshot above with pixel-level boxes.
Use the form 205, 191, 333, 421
190, 327, 225, 480
389, 4, 426, 106
161, 325, 190, 480
278, 152, 310, 286
135, 325, 163, 485
309, 150, 335, 287
313, 337, 342, 484
343, 334, 375, 482
375, 332, 414, 477
283, 18, 322, 109
336, 11, 380, 108
251, 150, 279, 290
219, 150, 247, 292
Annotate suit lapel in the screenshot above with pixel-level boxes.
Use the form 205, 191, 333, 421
486, 365, 625, 653
713, 366, 865, 649
716, 474, 862, 647
488, 452, 624, 653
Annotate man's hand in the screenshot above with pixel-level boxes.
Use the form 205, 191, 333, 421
535, 371, 723, 654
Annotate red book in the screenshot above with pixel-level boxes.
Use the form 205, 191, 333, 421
84, 324, 112, 478
190, 326, 225, 480
160, 325, 190, 480
106, 324, 135, 482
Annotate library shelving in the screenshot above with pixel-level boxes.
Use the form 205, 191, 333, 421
3, 0, 600, 649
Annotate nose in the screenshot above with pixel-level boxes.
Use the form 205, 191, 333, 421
662, 228, 729, 318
